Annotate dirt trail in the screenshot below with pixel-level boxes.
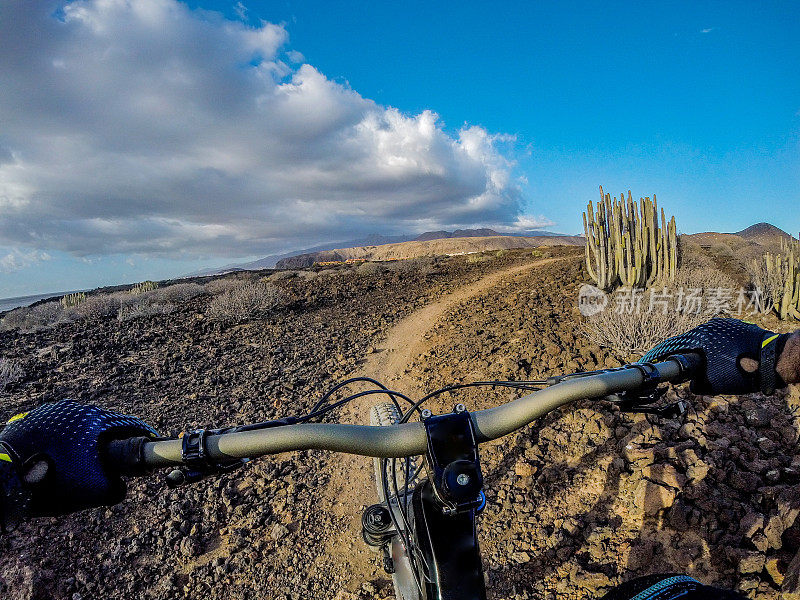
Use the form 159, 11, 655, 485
316, 256, 568, 592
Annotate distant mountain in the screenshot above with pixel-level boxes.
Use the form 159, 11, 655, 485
189, 228, 569, 276
230, 234, 413, 270
735, 222, 794, 244
275, 234, 584, 269
415, 228, 498, 241
186, 233, 415, 276
684, 222, 795, 248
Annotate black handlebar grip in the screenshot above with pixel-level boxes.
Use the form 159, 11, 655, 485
665, 352, 704, 383
104, 436, 150, 475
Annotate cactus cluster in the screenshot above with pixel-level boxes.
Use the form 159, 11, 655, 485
583, 185, 678, 291
60, 292, 86, 308
752, 238, 800, 320
130, 280, 159, 295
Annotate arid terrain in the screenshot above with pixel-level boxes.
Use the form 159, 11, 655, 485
1, 244, 799, 600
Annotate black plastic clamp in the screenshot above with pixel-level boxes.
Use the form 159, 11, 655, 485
167, 428, 248, 488
181, 429, 212, 468
423, 409, 484, 515
629, 361, 662, 388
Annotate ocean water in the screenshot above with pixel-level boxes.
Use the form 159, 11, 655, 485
0, 290, 85, 313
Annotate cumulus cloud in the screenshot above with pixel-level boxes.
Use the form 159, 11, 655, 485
0, 0, 536, 260
495, 214, 557, 233
0, 249, 52, 273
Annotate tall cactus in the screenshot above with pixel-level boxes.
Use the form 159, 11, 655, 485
60, 292, 86, 308
752, 237, 800, 320
583, 185, 678, 291
130, 280, 159, 295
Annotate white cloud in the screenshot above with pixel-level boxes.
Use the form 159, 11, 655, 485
701, 28, 715, 34
0, 249, 52, 273
0, 0, 536, 261
493, 215, 557, 233
286, 50, 305, 64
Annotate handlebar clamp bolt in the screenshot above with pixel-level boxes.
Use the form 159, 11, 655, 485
456, 473, 471, 486
454, 403, 466, 413
421, 409, 433, 419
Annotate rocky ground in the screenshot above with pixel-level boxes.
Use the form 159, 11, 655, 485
0, 246, 799, 599
398, 258, 800, 599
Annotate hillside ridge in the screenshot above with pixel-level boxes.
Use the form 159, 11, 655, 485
275, 234, 585, 268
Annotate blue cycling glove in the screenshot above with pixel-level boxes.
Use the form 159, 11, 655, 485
640, 318, 788, 395
0, 400, 157, 529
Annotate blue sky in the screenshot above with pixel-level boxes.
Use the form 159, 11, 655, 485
225, 0, 799, 234
0, 0, 798, 297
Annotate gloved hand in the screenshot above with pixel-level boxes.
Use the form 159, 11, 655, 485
639, 318, 788, 395
0, 400, 157, 529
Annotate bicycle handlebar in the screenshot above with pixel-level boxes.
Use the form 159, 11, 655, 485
108, 353, 702, 472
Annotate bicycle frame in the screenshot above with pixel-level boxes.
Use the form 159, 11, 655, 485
373, 408, 488, 600
408, 481, 485, 600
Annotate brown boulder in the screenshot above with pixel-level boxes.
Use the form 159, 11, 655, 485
635, 479, 676, 516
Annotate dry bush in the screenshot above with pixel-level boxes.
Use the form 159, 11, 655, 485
410, 256, 441, 274
66, 295, 120, 321
679, 242, 716, 271
674, 266, 737, 294
0, 302, 63, 332
747, 258, 784, 307
356, 261, 385, 276
152, 283, 205, 303
207, 281, 289, 323
706, 238, 767, 273
466, 253, 491, 264
267, 270, 297, 282
296, 270, 318, 281
29, 302, 64, 326
0, 308, 28, 331
203, 278, 243, 296
582, 308, 708, 356
0, 358, 23, 389
113, 290, 149, 309
117, 301, 175, 322
387, 259, 415, 273
387, 256, 440, 275
581, 285, 729, 356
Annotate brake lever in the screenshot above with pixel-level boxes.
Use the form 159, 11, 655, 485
605, 389, 688, 419
165, 459, 249, 488
603, 361, 688, 419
